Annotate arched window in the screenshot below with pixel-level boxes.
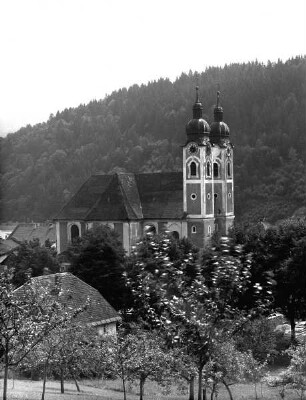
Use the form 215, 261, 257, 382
171, 231, 179, 240
190, 161, 197, 177
227, 162, 231, 177
71, 224, 80, 241
191, 226, 197, 234
213, 162, 219, 178
206, 162, 211, 177
208, 225, 211, 236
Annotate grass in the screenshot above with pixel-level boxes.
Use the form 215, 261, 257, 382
0, 375, 303, 400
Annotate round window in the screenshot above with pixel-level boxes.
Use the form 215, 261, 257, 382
207, 193, 211, 200
190, 193, 197, 200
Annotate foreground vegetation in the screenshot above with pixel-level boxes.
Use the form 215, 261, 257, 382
1, 219, 306, 400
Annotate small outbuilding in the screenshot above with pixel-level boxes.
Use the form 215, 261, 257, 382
17, 272, 121, 336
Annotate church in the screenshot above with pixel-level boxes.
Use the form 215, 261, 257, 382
54, 88, 234, 254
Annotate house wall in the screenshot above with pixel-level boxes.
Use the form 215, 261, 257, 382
97, 322, 117, 336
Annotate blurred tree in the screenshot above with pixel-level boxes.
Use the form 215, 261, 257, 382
68, 225, 129, 310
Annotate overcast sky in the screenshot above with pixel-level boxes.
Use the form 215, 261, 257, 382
1, 0, 305, 135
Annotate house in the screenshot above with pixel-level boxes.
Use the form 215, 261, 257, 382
54, 88, 235, 254
8, 222, 56, 246
0, 222, 56, 269
16, 272, 121, 335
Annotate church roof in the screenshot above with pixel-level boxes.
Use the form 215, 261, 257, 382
55, 172, 184, 221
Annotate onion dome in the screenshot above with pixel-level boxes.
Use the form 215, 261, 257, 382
210, 91, 230, 144
186, 87, 210, 144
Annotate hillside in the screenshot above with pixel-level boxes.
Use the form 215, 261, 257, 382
1, 57, 305, 224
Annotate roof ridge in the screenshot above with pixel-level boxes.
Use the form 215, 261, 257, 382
83, 174, 120, 220
117, 173, 143, 220
53, 176, 95, 220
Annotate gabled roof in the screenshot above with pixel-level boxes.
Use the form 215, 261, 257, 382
17, 272, 120, 326
55, 172, 184, 221
0, 237, 20, 256
8, 223, 56, 244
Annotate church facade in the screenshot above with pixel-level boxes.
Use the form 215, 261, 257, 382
54, 89, 234, 254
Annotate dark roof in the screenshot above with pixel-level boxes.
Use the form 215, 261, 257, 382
8, 223, 56, 244
136, 172, 183, 219
16, 272, 120, 326
0, 237, 19, 256
55, 172, 184, 221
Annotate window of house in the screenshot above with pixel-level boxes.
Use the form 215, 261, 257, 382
207, 193, 211, 200
190, 193, 197, 200
71, 224, 80, 241
206, 162, 211, 177
208, 225, 211, 236
191, 226, 197, 233
213, 162, 219, 178
227, 162, 231, 177
171, 231, 179, 240
190, 161, 197, 177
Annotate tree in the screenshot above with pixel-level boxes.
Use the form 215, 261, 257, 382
125, 233, 199, 325
105, 328, 172, 400
22, 323, 99, 399
126, 234, 271, 400
235, 316, 277, 362
0, 270, 79, 400
6, 239, 59, 286
284, 343, 306, 399
231, 218, 306, 342
169, 347, 197, 400
68, 225, 129, 310
267, 342, 306, 400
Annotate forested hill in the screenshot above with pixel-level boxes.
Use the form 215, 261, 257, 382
1, 57, 305, 224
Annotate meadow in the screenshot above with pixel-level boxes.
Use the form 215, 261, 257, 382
0, 374, 302, 400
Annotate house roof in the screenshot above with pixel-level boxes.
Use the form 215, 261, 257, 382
55, 172, 184, 221
0, 237, 20, 256
16, 272, 120, 326
8, 223, 56, 244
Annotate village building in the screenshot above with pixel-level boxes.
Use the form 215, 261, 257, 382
16, 272, 121, 335
54, 89, 234, 254
0, 222, 56, 267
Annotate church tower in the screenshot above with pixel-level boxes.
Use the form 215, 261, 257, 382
183, 88, 234, 247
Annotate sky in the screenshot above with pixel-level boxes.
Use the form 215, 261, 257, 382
1, 0, 305, 136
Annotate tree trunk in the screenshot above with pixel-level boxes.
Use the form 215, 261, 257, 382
3, 345, 9, 400
198, 366, 203, 400
222, 380, 234, 400
139, 377, 145, 400
210, 383, 216, 400
60, 369, 64, 394
41, 358, 49, 400
189, 375, 195, 400
73, 376, 80, 392
288, 298, 296, 344
120, 362, 127, 400
290, 316, 296, 344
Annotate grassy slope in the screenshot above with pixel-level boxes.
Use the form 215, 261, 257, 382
0, 377, 301, 400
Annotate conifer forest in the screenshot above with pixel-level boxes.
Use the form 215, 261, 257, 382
1, 57, 305, 224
